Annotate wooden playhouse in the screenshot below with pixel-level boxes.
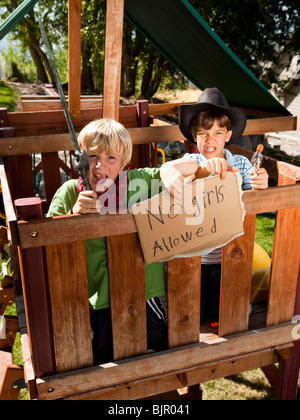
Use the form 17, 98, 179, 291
0, 0, 300, 400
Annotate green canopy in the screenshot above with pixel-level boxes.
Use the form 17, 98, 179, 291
125, 0, 290, 116
0, 0, 39, 41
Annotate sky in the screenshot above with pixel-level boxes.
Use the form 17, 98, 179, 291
0, 37, 8, 53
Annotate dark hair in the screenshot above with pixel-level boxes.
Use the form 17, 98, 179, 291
191, 111, 232, 137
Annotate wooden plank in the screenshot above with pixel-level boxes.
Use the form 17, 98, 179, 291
107, 234, 147, 360
4, 155, 34, 202
36, 323, 296, 400
0, 362, 24, 401
102, 0, 124, 120
0, 159, 17, 223
65, 349, 278, 400
219, 215, 256, 336
41, 152, 62, 207
15, 198, 56, 378
0, 116, 298, 156
68, 0, 82, 123
21, 99, 103, 112
16, 184, 300, 250
244, 116, 297, 135
167, 257, 201, 348
45, 241, 93, 373
266, 207, 300, 326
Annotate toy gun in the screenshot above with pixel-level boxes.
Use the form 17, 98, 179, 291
251, 144, 264, 175
39, 19, 92, 191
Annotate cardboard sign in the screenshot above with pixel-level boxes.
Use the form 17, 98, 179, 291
131, 173, 245, 264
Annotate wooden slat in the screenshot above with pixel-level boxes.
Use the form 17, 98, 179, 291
15, 198, 56, 378
1, 116, 297, 157
45, 241, 93, 373
40, 152, 62, 207
107, 234, 147, 360
68, 0, 81, 123
219, 215, 256, 336
65, 349, 278, 400
16, 184, 300, 250
167, 257, 201, 348
244, 116, 297, 135
0, 159, 17, 223
21, 99, 103, 112
102, 0, 124, 120
266, 207, 300, 326
36, 322, 295, 400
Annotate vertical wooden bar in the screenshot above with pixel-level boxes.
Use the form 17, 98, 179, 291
107, 233, 147, 360
0, 109, 34, 201
15, 198, 56, 377
45, 241, 93, 373
137, 100, 151, 168
265, 173, 300, 400
68, 0, 81, 123
266, 209, 300, 326
41, 152, 62, 208
103, 0, 124, 121
167, 256, 201, 348
219, 214, 256, 337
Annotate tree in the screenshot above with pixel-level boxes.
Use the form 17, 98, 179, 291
1, 0, 67, 84
189, 0, 300, 90
3, 0, 299, 98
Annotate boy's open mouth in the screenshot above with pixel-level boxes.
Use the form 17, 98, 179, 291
94, 173, 108, 185
204, 147, 216, 153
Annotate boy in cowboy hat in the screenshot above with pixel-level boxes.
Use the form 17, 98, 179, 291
160, 87, 268, 321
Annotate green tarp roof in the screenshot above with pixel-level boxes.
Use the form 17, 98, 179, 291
0, 0, 39, 40
125, 0, 290, 116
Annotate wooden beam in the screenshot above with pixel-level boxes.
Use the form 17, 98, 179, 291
65, 349, 278, 400
0, 116, 297, 156
45, 241, 93, 373
36, 323, 295, 400
16, 184, 300, 250
102, 0, 124, 120
68, 0, 81, 123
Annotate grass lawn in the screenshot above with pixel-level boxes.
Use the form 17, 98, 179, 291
0, 80, 19, 112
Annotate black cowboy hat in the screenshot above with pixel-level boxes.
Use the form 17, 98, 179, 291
178, 88, 246, 144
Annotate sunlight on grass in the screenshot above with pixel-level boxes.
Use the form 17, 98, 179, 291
255, 213, 275, 257
0, 80, 18, 112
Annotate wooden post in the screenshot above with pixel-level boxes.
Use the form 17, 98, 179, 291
266, 172, 300, 400
137, 100, 151, 168
68, 0, 81, 123
15, 198, 56, 378
107, 234, 147, 360
102, 0, 124, 120
167, 257, 201, 348
45, 241, 93, 373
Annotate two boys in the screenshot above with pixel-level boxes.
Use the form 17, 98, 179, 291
48, 88, 268, 362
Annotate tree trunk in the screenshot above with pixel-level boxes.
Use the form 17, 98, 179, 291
29, 44, 49, 83
81, 39, 94, 94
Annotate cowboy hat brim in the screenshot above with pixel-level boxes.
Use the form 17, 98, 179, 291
178, 101, 247, 144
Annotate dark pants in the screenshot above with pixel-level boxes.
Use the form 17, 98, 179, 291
201, 264, 221, 322
90, 297, 168, 365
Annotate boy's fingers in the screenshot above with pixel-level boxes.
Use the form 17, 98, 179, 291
227, 165, 239, 173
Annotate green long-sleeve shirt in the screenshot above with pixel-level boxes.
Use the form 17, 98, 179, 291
47, 168, 166, 310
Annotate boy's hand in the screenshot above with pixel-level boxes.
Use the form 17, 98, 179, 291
249, 167, 269, 190
73, 190, 98, 214
199, 158, 239, 180
161, 166, 185, 201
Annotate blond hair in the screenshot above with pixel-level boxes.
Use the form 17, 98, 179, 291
78, 118, 132, 170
